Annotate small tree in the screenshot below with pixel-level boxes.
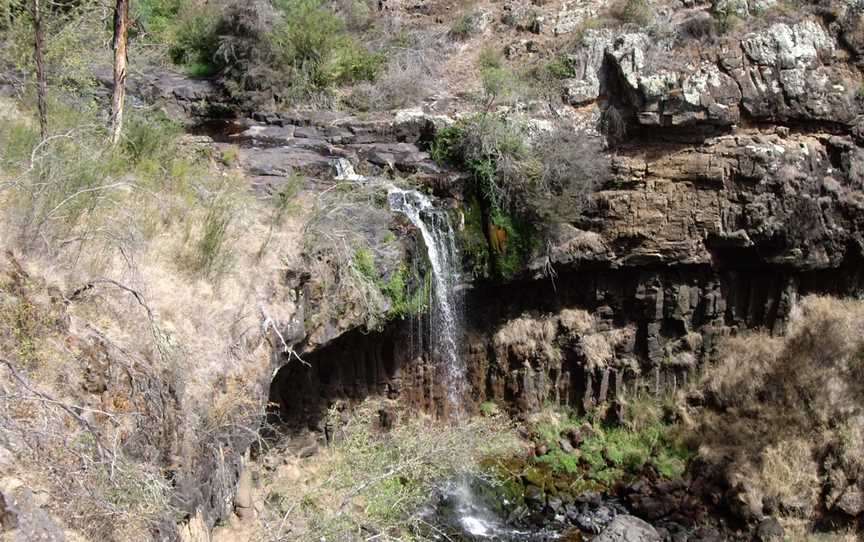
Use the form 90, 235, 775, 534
110, 0, 129, 145
32, 0, 47, 140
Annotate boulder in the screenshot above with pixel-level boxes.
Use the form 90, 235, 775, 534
592, 514, 661, 542
754, 517, 785, 541
835, 484, 864, 516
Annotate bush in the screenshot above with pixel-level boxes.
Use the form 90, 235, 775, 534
148, 0, 384, 106
431, 116, 606, 225
122, 111, 182, 165
611, 0, 652, 25
164, 4, 221, 73
526, 126, 610, 224
449, 11, 481, 40
273, 0, 383, 90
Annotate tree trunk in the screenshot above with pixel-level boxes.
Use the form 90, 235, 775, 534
32, 0, 47, 140
109, 0, 128, 146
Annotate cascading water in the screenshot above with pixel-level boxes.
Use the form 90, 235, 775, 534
387, 186, 467, 410
386, 183, 570, 540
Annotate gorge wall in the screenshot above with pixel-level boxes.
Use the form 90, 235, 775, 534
261, 10, 864, 430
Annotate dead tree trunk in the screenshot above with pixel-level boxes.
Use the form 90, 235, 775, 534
109, 0, 128, 146
32, 0, 47, 140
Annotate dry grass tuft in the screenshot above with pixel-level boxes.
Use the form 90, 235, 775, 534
695, 295, 864, 526
493, 314, 560, 363
492, 308, 634, 372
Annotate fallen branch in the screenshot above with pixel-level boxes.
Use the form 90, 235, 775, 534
0, 358, 111, 462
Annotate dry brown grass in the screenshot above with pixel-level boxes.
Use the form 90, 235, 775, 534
0, 97, 310, 540
695, 295, 864, 526
493, 313, 560, 363
492, 308, 634, 372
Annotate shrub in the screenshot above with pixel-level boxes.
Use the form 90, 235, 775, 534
611, 0, 653, 25
676, 15, 718, 44
525, 126, 610, 224
273, 0, 383, 89
478, 46, 503, 70
449, 11, 480, 40
164, 3, 221, 72
122, 111, 182, 165
195, 197, 234, 279
430, 116, 605, 277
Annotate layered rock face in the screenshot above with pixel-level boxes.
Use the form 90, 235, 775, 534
265, 10, 864, 429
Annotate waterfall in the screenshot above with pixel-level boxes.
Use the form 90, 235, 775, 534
387, 186, 466, 410
333, 157, 365, 181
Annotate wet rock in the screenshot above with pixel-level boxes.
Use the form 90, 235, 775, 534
593, 514, 660, 542
525, 485, 546, 506
565, 427, 583, 448
575, 504, 615, 534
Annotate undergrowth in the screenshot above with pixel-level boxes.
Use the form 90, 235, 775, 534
251, 398, 522, 541
530, 395, 694, 487
430, 114, 606, 280
0, 99, 247, 282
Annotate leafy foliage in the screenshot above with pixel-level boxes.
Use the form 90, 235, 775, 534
132, 0, 384, 105
352, 248, 429, 319
430, 115, 607, 279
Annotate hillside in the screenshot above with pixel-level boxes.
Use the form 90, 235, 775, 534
1, 0, 863, 540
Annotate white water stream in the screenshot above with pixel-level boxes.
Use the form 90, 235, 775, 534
387, 186, 467, 409
335, 158, 516, 538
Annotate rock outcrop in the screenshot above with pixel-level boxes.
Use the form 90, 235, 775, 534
593, 515, 661, 542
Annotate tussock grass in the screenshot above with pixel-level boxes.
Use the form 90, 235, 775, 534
493, 308, 635, 371
695, 295, 864, 524
0, 95, 305, 539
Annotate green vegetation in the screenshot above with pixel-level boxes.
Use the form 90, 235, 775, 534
479, 401, 500, 416
131, 0, 384, 104
542, 56, 576, 80
430, 111, 607, 280
252, 399, 522, 540
430, 116, 537, 279
529, 397, 694, 487
195, 197, 234, 279
449, 10, 481, 40
611, 0, 652, 25
457, 196, 492, 279
352, 247, 429, 320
